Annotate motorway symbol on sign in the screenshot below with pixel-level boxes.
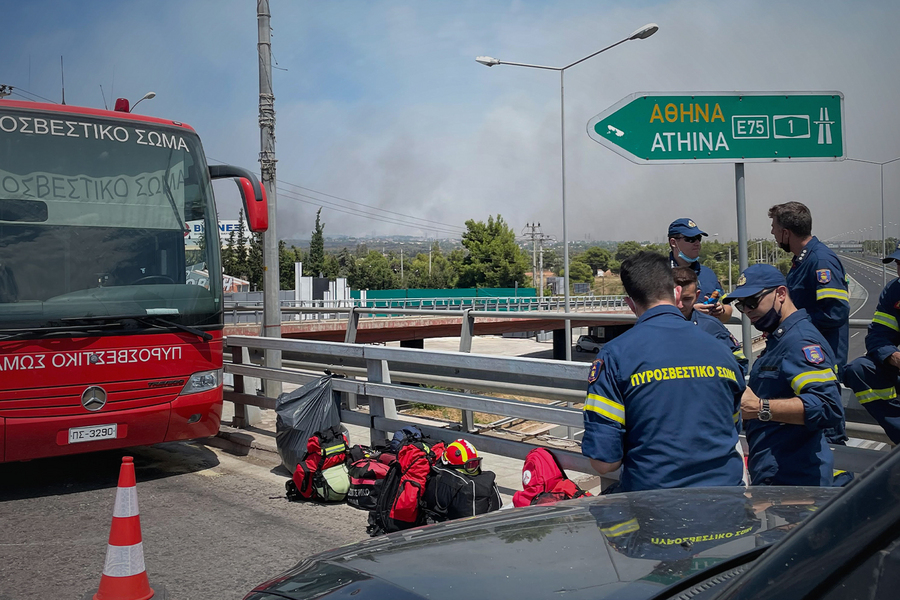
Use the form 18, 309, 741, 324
586, 92, 845, 164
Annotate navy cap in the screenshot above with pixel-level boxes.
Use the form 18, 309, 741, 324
722, 264, 787, 304
882, 241, 900, 263
667, 218, 708, 239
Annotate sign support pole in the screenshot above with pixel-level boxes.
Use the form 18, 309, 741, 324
735, 162, 753, 366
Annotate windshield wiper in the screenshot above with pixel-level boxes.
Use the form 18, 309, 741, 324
60, 314, 213, 341
136, 315, 213, 342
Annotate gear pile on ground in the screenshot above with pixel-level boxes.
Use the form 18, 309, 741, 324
284, 424, 589, 532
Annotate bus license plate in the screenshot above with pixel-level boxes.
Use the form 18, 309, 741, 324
68, 424, 117, 444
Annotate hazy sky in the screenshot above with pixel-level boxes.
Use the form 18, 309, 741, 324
3, 0, 900, 244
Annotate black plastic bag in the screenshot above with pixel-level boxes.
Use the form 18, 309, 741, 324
275, 375, 343, 472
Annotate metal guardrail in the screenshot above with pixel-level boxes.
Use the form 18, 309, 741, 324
223, 334, 891, 484
224, 295, 630, 324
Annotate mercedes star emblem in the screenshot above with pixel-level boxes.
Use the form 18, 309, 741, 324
81, 386, 108, 411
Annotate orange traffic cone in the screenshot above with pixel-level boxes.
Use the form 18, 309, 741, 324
93, 456, 155, 600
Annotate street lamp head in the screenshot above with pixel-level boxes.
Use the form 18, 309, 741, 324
475, 56, 501, 67
129, 91, 157, 113
629, 23, 659, 40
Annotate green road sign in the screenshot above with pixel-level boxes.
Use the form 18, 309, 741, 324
587, 92, 845, 164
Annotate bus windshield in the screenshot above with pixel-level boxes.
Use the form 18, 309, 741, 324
0, 106, 223, 333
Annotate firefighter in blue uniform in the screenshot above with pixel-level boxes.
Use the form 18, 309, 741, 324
723, 265, 845, 486
583, 252, 745, 492
668, 218, 733, 325
842, 243, 900, 443
769, 202, 850, 370
674, 267, 748, 377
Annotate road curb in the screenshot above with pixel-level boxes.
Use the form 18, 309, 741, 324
205, 426, 280, 459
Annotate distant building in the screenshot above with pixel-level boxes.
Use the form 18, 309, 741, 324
185, 219, 252, 249
573, 283, 591, 295
546, 276, 564, 295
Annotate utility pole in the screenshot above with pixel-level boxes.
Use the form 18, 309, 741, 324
538, 237, 544, 300
522, 223, 538, 291
522, 222, 553, 298
258, 0, 281, 396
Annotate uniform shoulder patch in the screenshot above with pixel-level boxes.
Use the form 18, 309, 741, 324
802, 345, 825, 365
816, 269, 832, 284
895, 300, 900, 311
729, 333, 740, 347
588, 358, 604, 383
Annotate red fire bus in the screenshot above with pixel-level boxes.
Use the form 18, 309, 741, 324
0, 98, 267, 462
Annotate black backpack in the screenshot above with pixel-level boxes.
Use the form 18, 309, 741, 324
423, 463, 501, 522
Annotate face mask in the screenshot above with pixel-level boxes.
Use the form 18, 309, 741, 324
777, 231, 790, 253
678, 251, 699, 263
753, 303, 782, 333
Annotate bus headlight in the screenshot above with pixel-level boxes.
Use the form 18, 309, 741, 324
180, 369, 222, 395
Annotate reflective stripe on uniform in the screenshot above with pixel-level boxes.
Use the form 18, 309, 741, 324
601, 518, 639, 537
790, 368, 838, 394
815, 288, 850, 303
584, 393, 625, 425
854, 387, 898, 405
733, 411, 740, 424
873, 311, 900, 332
733, 350, 746, 360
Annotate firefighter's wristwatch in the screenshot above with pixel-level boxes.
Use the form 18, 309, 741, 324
758, 398, 772, 422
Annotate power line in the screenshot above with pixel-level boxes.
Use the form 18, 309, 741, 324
276, 185, 463, 236
207, 155, 464, 234
279, 179, 463, 231
5, 85, 58, 104
277, 186, 463, 235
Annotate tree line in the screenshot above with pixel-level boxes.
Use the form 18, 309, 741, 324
216, 209, 893, 293
220, 210, 535, 292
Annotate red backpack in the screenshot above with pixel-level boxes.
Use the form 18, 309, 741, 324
530, 478, 591, 505
513, 447, 591, 507
347, 456, 392, 511
367, 439, 445, 535
287, 427, 350, 502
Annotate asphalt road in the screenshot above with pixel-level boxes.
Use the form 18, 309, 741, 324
839, 252, 892, 361
0, 441, 371, 600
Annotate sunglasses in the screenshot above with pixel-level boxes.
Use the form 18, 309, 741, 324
735, 288, 775, 313
678, 235, 703, 243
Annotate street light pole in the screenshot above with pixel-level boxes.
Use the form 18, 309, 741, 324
849, 157, 900, 286
476, 23, 658, 360
728, 245, 732, 291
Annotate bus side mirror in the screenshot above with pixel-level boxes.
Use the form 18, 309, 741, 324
208, 165, 269, 232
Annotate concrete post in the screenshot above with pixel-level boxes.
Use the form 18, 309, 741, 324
458, 309, 476, 431
365, 358, 397, 444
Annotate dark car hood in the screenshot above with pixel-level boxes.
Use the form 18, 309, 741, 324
246, 486, 837, 600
